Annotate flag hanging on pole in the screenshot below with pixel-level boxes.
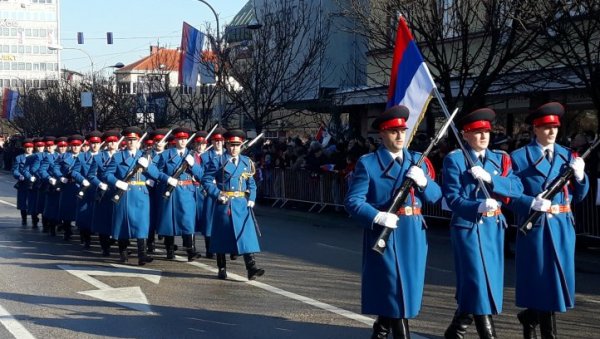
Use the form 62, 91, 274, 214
387, 15, 436, 144
1, 88, 19, 121
179, 22, 206, 89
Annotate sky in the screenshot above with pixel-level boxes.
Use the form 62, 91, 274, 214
59, 0, 248, 76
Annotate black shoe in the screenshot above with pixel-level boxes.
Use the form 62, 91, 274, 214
187, 249, 200, 262
474, 315, 497, 339
371, 316, 392, 339
119, 251, 128, 263
230, 254, 238, 260
218, 268, 227, 280
517, 309, 538, 339
247, 267, 265, 280
137, 239, 154, 266
445, 311, 473, 339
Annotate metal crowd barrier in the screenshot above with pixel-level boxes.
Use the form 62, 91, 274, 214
257, 168, 600, 239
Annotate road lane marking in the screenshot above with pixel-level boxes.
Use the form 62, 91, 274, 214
186, 260, 373, 326
0, 304, 36, 339
0, 199, 17, 208
317, 242, 361, 254
58, 264, 162, 314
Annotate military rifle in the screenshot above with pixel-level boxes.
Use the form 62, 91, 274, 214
162, 125, 218, 199
518, 136, 600, 234
111, 132, 149, 204
372, 107, 459, 255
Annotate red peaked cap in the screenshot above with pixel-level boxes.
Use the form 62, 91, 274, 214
372, 105, 410, 131
456, 108, 495, 132
526, 102, 564, 127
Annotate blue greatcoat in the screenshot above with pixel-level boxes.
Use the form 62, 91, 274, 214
509, 141, 589, 312
24, 152, 42, 215
200, 149, 226, 237
104, 150, 159, 240
148, 150, 166, 236
38, 152, 60, 220
194, 152, 207, 232
52, 152, 81, 222
73, 152, 96, 231
442, 147, 523, 315
155, 148, 203, 236
12, 153, 29, 210
344, 147, 442, 318
92, 151, 117, 236
202, 154, 259, 254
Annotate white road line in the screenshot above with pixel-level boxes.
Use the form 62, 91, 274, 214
0, 199, 17, 208
0, 304, 36, 339
317, 242, 361, 254
186, 260, 374, 326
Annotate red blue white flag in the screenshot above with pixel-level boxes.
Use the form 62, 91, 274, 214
1, 88, 19, 121
179, 22, 205, 89
387, 15, 436, 143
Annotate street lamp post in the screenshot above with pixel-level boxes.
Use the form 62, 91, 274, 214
247, 6, 263, 131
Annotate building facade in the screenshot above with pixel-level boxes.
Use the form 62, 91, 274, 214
0, 0, 60, 89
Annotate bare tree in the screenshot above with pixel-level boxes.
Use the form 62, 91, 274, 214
220, 0, 331, 133
532, 0, 600, 133
341, 0, 555, 114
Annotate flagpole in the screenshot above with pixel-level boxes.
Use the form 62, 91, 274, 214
432, 87, 492, 199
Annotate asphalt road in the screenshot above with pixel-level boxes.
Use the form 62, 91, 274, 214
1, 170, 600, 338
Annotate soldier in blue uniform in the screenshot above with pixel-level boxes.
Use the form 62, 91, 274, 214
42, 137, 68, 236
104, 127, 160, 265
442, 108, 524, 339
24, 138, 45, 228
52, 134, 85, 240
37, 136, 57, 233
509, 102, 589, 339
147, 128, 169, 254
154, 127, 203, 261
12, 138, 34, 226
89, 130, 121, 256
200, 128, 227, 259
202, 129, 264, 280
192, 131, 209, 257
344, 105, 442, 339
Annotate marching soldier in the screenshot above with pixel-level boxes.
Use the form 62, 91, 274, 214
202, 129, 264, 280
73, 131, 103, 249
200, 128, 227, 259
52, 134, 85, 240
42, 136, 68, 236
154, 127, 203, 261
193, 131, 210, 257
344, 106, 441, 339
37, 136, 57, 233
442, 108, 523, 339
90, 130, 121, 256
147, 128, 169, 254
24, 137, 46, 228
104, 127, 160, 265
509, 102, 589, 338
12, 138, 34, 226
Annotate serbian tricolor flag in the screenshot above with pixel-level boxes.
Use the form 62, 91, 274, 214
387, 15, 436, 143
1, 88, 19, 121
179, 22, 205, 89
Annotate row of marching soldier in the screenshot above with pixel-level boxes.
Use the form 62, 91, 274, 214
345, 102, 589, 339
11, 126, 264, 281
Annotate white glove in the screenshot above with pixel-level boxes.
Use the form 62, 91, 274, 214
81, 179, 90, 187
115, 180, 129, 191
145, 179, 155, 187
98, 182, 108, 191
167, 176, 178, 187
19, 175, 24, 181
531, 194, 551, 212
373, 211, 399, 229
59, 177, 68, 184
48, 177, 57, 186
137, 157, 149, 169
247, 200, 255, 208
218, 193, 229, 204
185, 154, 195, 166
406, 166, 427, 188
29, 176, 36, 183
569, 157, 585, 182
477, 199, 499, 213
470, 166, 492, 183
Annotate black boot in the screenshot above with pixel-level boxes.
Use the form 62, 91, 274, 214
137, 238, 154, 266
99, 234, 111, 257
20, 210, 27, 226
216, 254, 227, 279
371, 316, 392, 339
538, 311, 557, 339
244, 253, 265, 280
518, 309, 539, 339
81, 229, 92, 249
32, 214, 39, 228
230, 253, 238, 260
474, 315, 497, 339
147, 229, 156, 254
42, 217, 49, 233
63, 222, 72, 241
183, 234, 199, 262
444, 311, 473, 339
391, 318, 410, 339
118, 240, 129, 263
204, 236, 214, 259
164, 236, 175, 259
49, 221, 57, 236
